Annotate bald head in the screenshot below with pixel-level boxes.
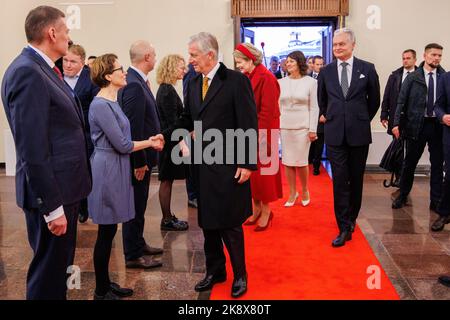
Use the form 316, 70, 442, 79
130, 40, 152, 63
129, 40, 156, 73
130, 40, 156, 74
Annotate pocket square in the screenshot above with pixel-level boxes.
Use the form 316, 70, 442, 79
360, 74, 366, 79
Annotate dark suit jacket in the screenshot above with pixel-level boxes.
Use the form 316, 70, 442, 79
164, 63, 258, 229
71, 65, 99, 152
393, 63, 445, 140
434, 71, 450, 146
317, 57, 380, 146
272, 69, 282, 79
1, 47, 92, 215
118, 68, 161, 171
380, 66, 417, 135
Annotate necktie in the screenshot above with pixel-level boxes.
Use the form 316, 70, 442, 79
427, 72, 435, 117
53, 66, 63, 81
202, 76, 209, 100
313, 73, 318, 79
146, 79, 152, 91
340, 62, 349, 98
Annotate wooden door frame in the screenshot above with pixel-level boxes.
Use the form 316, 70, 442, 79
232, 0, 349, 48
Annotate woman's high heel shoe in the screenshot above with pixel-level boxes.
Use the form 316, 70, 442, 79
254, 212, 273, 232
244, 211, 262, 226
301, 191, 310, 207
284, 192, 299, 207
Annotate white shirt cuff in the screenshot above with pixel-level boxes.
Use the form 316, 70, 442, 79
44, 206, 64, 223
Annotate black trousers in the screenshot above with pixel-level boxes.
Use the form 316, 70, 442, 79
202, 226, 246, 279
310, 132, 325, 170
399, 118, 443, 204
24, 202, 79, 300
185, 164, 198, 201
437, 143, 450, 217
122, 170, 151, 261
327, 143, 369, 232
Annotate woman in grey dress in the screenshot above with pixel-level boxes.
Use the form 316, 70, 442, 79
88, 54, 164, 300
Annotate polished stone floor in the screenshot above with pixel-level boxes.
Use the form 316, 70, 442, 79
0, 168, 449, 300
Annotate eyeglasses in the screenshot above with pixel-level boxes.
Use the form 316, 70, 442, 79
111, 66, 124, 74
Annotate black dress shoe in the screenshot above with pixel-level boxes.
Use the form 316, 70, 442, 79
161, 215, 189, 231
126, 256, 162, 269
313, 168, 320, 176
431, 216, 450, 232
231, 274, 247, 298
438, 275, 450, 287
93, 290, 120, 300
392, 195, 407, 209
110, 282, 133, 297
142, 244, 163, 256
194, 273, 227, 292
78, 212, 88, 223
332, 231, 352, 247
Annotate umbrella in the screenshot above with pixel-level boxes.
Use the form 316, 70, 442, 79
379, 138, 405, 188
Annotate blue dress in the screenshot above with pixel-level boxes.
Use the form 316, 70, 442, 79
88, 97, 135, 225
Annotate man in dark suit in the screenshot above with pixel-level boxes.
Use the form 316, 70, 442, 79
392, 44, 445, 214
1, 6, 91, 299
309, 55, 325, 175
380, 49, 417, 186
63, 44, 99, 223
381, 49, 417, 135
118, 41, 165, 269
269, 56, 282, 79
183, 63, 199, 208
428, 70, 450, 231
164, 32, 257, 298
318, 28, 380, 247
435, 72, 450, 293
310, 55, 324, 80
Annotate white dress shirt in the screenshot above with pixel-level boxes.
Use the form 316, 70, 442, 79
424, 67, 437, 117
402, 68, 414, 83
64, 69, 82, 90
337, 56, 354, 88
130, 65, 148, 82
27, 44, 64, 223
203, 62, 221, 86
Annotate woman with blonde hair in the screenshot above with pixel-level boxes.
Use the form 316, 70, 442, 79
233, 43, 283, 231
156, 54, 189, 231
279, 50, 319, 207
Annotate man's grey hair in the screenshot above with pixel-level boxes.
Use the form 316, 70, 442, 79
270, 56, 279, 63
189, 32, 219, 59
334, 28, 356, 43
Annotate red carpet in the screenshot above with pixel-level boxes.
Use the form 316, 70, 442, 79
210, 165, 400, 300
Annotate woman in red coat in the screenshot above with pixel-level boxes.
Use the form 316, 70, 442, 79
233, 43, 283, 231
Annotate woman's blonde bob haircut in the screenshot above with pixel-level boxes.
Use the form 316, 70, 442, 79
156, 54, 185, 85
232, 43, 263, 66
